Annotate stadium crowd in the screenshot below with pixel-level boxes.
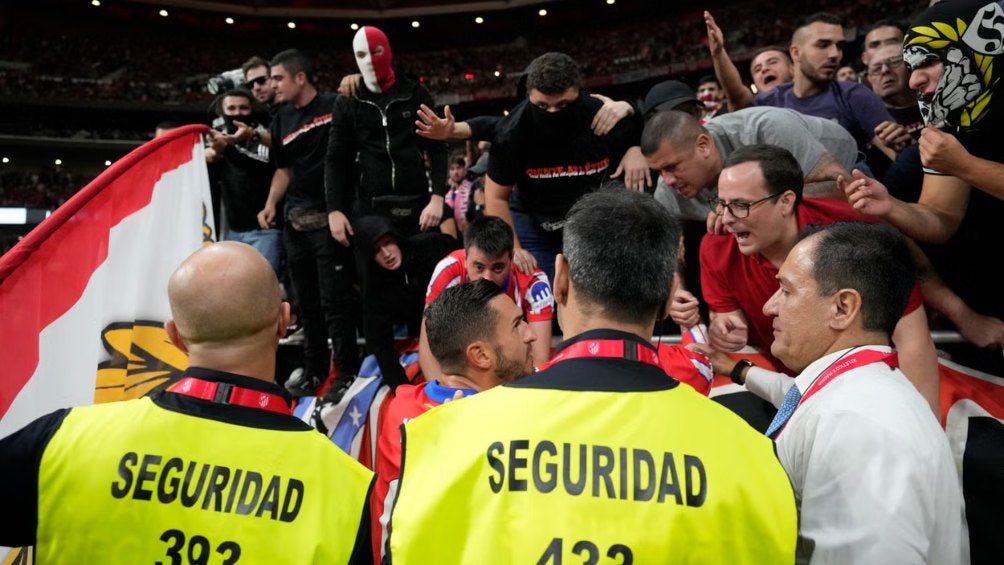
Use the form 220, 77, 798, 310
0, 0, 920, 107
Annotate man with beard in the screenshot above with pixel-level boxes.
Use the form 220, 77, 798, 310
370, 279, 537, 562
240, 56, 276, 147
325, 25, 447, 247
483, 51, 642, 283
420, 216, 553, 380
755, 12, 912, 161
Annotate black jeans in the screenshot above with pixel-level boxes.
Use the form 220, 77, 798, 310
284, 225, 361, 379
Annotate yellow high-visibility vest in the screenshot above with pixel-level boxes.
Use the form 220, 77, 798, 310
36, 397, 373, 564
390, 382, 796, 564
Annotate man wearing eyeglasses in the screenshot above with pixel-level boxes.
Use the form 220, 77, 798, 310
866, 45, 922, 139
863, 42, 926, 202
693, 144, 941, 413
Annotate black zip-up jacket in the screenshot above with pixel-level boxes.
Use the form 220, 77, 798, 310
325, 72, 448, 213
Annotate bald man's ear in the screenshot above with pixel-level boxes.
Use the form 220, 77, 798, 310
165, 320, 189, 354
466, 341, 494, 371
277, 302, 291, 339
553, 254, 570, 308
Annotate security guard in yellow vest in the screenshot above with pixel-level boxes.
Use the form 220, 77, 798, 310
0, 242, 374, 564
388, 190, 796, 563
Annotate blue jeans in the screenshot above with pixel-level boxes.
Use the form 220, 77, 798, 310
512, 211, 561, 286
225, 228, 284, 276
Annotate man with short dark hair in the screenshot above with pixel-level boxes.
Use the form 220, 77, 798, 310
387, 189, 798, 562
641, 107, 856, 223
753, 221, 965, 563
370, 279, 535, 561
861, 18, 905, 67
242, 55, 275, 107
420, 215, 553, 379
483, 51, 642, 282
445, 150, 478, 235
240, 55, 275, 147
257, 49, 360, 398
695, 74, 727, 121
756, 12, 911, 162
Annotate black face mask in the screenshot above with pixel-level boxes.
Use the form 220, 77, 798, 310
529, 98, 580, 130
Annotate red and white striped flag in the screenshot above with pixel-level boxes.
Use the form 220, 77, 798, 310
0, 125, 212, 439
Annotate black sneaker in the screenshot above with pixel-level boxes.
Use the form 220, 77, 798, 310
285, 368, 322, 397
321, 374, 357, 405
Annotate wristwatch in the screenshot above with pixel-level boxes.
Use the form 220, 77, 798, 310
730, 359, 754, 385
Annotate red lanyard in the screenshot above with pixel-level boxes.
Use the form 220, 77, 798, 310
798, 348, 898, 409
168, 377, 292, 416
538, 339, 661, 371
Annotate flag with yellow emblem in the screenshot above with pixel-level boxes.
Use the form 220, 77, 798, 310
0, 124, 212, 438
0, 124, 212, 562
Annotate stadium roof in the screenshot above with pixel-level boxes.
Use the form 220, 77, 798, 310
122, 0, 555, 19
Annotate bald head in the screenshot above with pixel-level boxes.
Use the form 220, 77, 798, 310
168, 242, 282, 347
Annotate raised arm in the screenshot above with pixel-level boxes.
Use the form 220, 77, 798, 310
704, 11, 755, 111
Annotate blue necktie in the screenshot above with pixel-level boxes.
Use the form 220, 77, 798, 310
766, 384, 802, 438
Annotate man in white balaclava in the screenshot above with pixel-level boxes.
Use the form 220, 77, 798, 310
325, 25, 449, 259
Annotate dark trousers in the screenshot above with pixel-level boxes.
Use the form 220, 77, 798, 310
353, 195, 425, 239
284, 225, 361, 379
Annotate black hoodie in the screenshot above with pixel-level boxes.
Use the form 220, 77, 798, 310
353, 215, 460, 388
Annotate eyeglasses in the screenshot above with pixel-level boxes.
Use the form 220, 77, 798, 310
244, 76, 269, 88
867, 56, 904, 76
711, 193, 783, 218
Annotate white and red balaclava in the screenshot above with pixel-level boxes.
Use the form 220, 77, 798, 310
354, 26, 396, 93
